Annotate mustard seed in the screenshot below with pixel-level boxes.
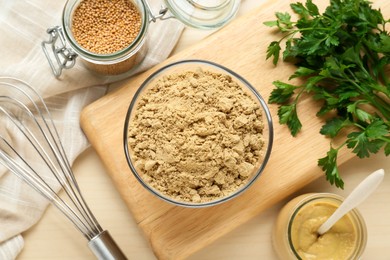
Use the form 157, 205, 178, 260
71, 0, 142, 54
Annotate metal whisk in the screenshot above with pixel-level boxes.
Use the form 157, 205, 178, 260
0, 77, 126, 260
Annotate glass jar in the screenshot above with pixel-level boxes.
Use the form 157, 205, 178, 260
42, 0, 240, 79
272, 193, 367, 260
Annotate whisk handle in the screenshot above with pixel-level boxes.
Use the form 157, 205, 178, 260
88, 230, 127, 260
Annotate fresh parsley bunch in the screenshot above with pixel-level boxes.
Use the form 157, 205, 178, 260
265, 0, 390, 188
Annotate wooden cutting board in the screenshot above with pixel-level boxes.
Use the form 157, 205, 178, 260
80, 0, 389, 259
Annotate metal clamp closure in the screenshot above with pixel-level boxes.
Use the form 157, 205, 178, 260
142, 0, 173, 22
42, 26, 77, 78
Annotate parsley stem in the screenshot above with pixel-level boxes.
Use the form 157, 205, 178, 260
380, 136, 390, 142
344, 70, 390, 120
278, 27, 333, 42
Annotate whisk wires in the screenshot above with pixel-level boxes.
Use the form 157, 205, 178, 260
0, 77, 103, 240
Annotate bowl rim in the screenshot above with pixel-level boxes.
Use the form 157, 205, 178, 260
123, 59, 274, 207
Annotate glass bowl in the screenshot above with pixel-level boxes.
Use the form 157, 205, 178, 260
123, 59, 273, 207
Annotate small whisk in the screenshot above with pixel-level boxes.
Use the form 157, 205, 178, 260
0, 77, 126, 260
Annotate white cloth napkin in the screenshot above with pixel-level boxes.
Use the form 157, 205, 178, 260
0, 0, 184, 259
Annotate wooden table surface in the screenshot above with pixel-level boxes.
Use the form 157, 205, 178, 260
19, 0, 390, 259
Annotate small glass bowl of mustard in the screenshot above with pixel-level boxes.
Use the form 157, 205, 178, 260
123, 59, 273, 207
273, 193, 367, 260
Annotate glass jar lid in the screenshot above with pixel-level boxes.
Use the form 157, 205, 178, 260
163, 0, 240, 29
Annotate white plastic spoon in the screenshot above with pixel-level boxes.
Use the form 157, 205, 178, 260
317, 168, 385, 235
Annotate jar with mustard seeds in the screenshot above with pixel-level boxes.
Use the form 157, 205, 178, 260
42, 0, 241, 79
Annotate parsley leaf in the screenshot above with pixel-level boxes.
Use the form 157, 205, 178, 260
320, 118, 351, 138
346, 131, 383, 158
305, 0, 319, 16
269, 81, 298, 103
278, 104, 302, 136
266, 41, 281, 65
275, 12, 293, 31
289, 67, 316, 80
318, 146, 344, 188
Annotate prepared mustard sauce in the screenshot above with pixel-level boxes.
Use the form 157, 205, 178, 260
272, 193, 367, 260
290, 201, 357, 259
